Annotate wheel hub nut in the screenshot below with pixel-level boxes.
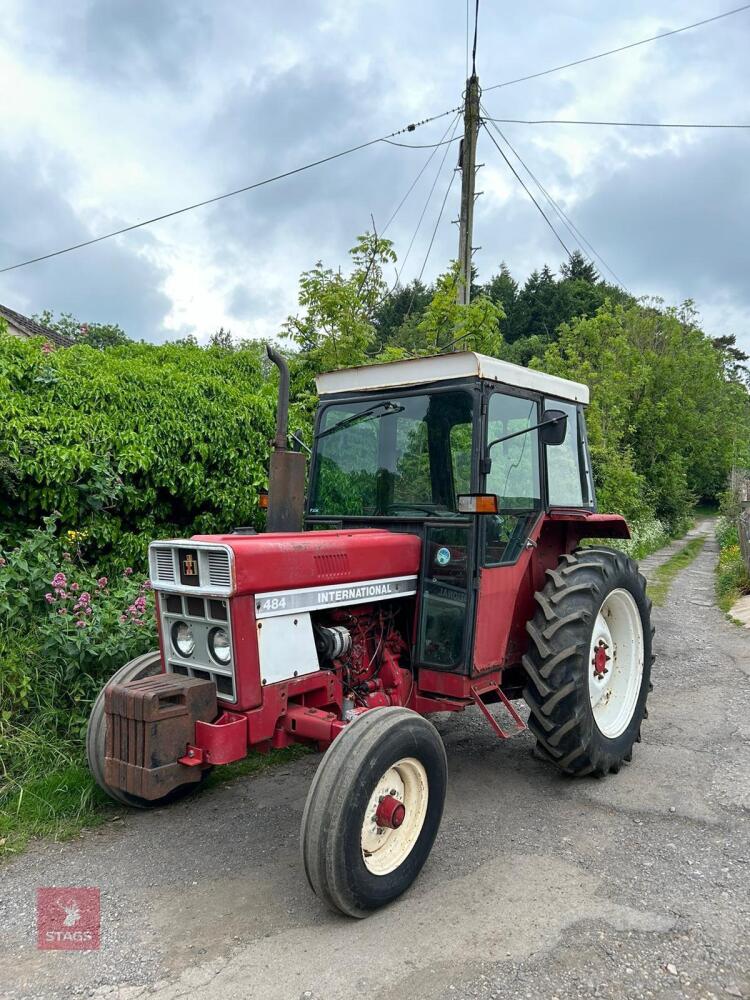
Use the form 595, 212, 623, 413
592, 640, 610, 678
375, 794, 406, 829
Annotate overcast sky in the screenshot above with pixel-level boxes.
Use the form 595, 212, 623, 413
1, 1, 749, 351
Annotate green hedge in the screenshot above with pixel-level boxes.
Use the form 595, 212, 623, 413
0, 334, 286, 566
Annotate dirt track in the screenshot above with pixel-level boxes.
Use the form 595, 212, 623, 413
1, 520, 749, 1000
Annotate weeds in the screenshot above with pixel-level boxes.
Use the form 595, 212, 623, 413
647, 537, 706, 606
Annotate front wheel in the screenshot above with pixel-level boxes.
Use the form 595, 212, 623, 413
301, 707, 447, 918
522, 547, 654, 777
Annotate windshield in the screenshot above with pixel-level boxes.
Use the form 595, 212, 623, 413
309, 389, 474, 518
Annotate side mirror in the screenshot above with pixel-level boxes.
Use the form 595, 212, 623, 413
540, 409, 568, 447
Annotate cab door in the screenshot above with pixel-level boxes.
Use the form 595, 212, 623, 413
416, 521, 477, 672
472, 387, 544, 673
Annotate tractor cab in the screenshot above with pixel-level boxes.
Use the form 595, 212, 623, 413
305, 352, 597, 677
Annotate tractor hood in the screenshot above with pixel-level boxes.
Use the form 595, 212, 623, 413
190, 529, 422, 597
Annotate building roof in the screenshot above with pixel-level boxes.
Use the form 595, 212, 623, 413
0, 304, 74, 348
316, 351, 590, 404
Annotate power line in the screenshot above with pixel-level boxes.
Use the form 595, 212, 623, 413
402, 162, 459, 322
471, 0, 480, 76
483, 4, 750, 92
382, 135, 462, 148
481, 115, 750, 129
417, 161, 458, 284
465, 0, 470, 79
393, 115, 462, 288
382, 114, 461, 234
0, 106, 462, 275
482, 111, 626, 287
480, 121, 573, 259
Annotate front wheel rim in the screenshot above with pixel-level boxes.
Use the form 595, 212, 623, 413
361, 757, 428, 876
588, 588, 644, 739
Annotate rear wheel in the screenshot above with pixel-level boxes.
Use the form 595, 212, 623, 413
522, 547, 653, 777
86, 651, 210, 808
301, 707, 447, 917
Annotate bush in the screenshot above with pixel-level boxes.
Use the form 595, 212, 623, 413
0, 518, 157, 785
715, 516, 750, 613
0, 334, 288, 566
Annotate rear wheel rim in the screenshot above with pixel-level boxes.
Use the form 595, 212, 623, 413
588, 588, 644, 739
361, 757, 428, 876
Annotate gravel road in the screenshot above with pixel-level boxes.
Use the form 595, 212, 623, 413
1, 520, 748, 1000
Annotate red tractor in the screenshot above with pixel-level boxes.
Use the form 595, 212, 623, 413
87, 348, 653, 917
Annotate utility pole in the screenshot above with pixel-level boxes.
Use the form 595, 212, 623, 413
457, 74, 480, 306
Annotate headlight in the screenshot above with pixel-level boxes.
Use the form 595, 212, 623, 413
208, 627, 231, 665
172, 621, 195, 658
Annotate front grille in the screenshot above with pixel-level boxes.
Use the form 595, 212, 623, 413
153, 547, 176, 583
159, 592, 236, 703
149, 542, 234, 597
207, 550, 231, 588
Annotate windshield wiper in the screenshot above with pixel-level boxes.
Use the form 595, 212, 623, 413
316, 401, 404, 440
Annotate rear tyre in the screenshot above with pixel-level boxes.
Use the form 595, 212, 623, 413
86, 651, 210, 809
522, 547, 654, 777
301, 707, 447, 918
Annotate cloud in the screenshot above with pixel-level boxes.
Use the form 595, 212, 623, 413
0, 0, 748, 349
0, 152, 172, 340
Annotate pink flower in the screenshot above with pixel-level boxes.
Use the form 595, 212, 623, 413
70, 582, 79, 591
141, 580, 153, 591
123, 567, 133, 577
41, 342, 54, 354
57, 608, 67, 616
85, 607, 92, 615
97, 577, 108, 588
78, 592, 91, 605
118, 614, 127, 623
51, 572, 67, 588
45, 593, 55, 604
0, 557, 6, 567
75, 620, 86, 628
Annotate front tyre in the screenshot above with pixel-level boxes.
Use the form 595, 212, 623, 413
301, 707, 447, 918
522, 547, 654, 777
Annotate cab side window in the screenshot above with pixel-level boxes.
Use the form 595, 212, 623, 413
545, 400, 594, 508
483, 392, 541, 566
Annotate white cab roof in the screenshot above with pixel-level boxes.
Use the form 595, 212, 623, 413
316, 351, 589, 404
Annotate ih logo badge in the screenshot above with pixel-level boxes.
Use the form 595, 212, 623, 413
37, 887, 100, 950
179, 547, 200, 586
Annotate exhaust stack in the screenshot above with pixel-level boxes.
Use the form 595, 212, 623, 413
265, 346, 306, 533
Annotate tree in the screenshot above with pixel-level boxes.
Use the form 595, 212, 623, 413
283, 232, 396, 371
534, 300, 750, 526
34, 310, 130, 349
412, 264, 504, 357
209, 327, 234, 350
372, 279, 432, 352
560, 250, 599, 283
712, 333, 750, 387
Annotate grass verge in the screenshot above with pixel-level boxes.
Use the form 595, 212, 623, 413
647, 537, 706, 606
715, 521, 750, 616
0, 740, 313, 862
